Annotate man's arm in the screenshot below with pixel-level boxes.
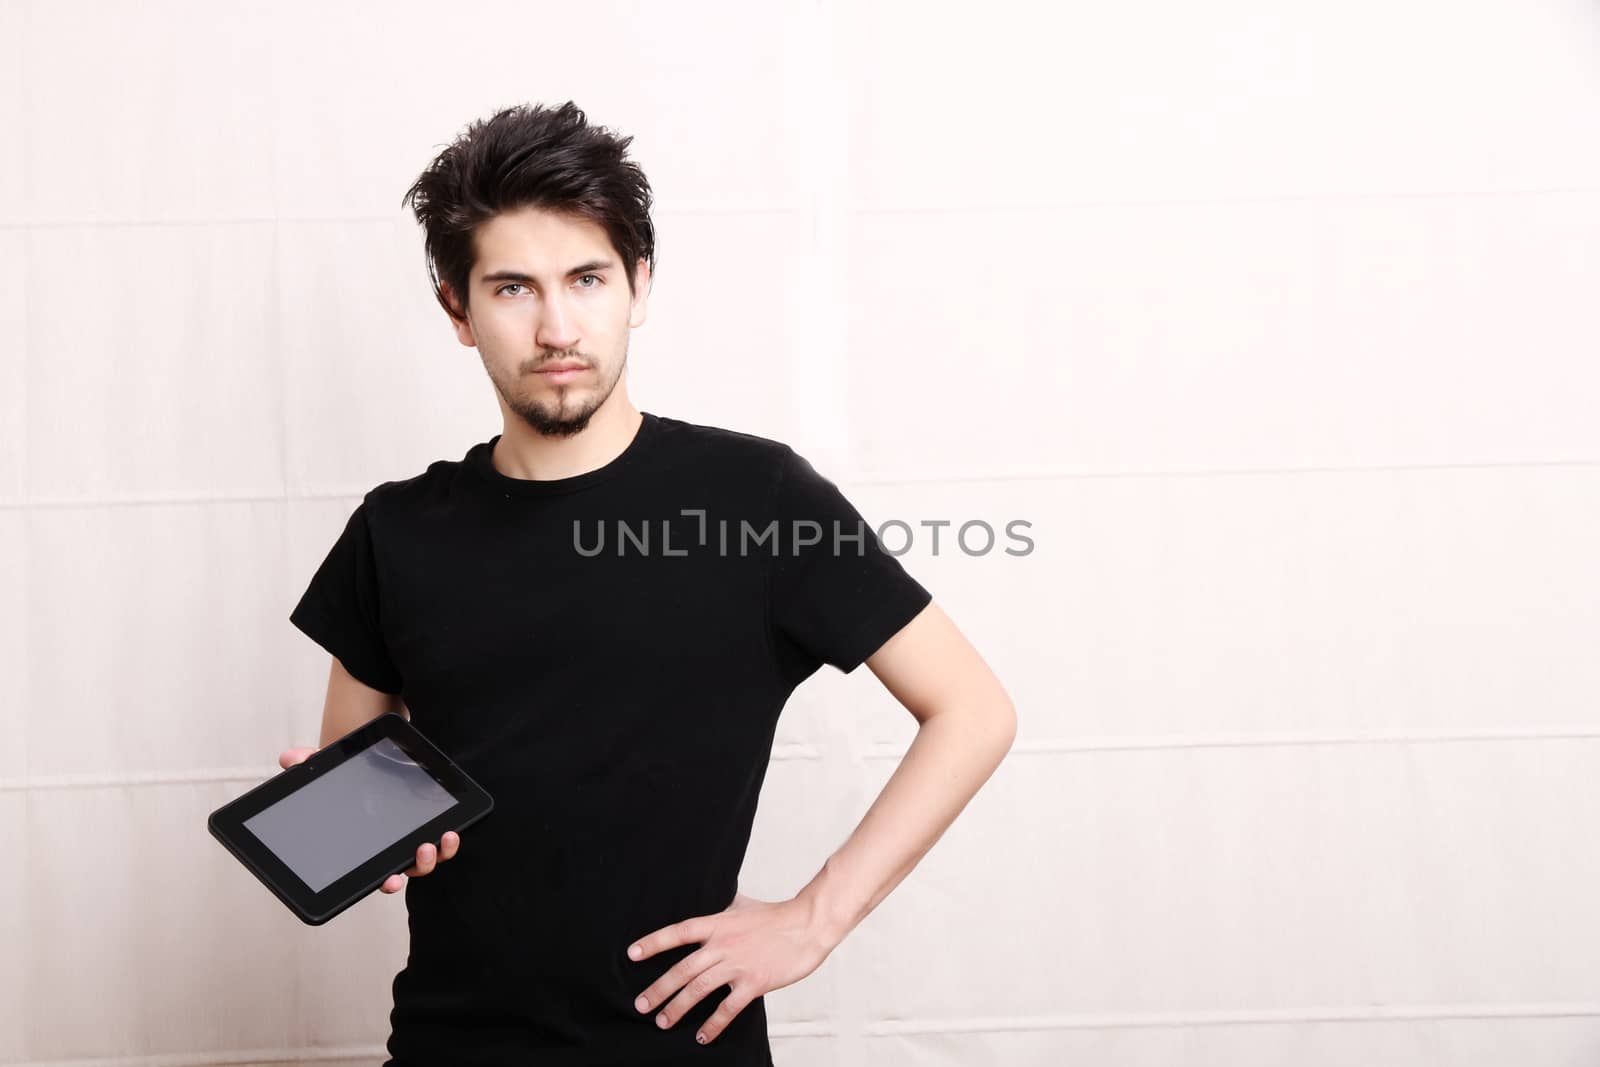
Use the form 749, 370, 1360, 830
317, 655, 408, 748
279, 657, 449, 895
794, 600, 1017, 948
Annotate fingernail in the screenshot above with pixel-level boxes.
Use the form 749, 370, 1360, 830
656, 1013, 668, 1028
635, 995, 648, 1012
696, 1032, 707, 1044
628, 944, 641, 960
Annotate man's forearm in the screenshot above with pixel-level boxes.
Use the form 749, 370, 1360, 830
795, 704, 1016, 950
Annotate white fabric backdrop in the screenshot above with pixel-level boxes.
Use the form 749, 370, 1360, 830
4, 1, 1600, 1063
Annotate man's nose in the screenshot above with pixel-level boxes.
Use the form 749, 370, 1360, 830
536, 293, 580, 349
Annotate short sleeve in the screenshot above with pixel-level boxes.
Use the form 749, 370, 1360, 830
289, 498, 404, 695
767, 446, 933, 676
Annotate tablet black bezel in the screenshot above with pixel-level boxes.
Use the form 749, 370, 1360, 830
208, 712, 493, 926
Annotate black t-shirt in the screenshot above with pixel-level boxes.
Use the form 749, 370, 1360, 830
288, 411, 932, 1067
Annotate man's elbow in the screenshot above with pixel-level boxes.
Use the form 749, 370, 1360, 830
979, 674, 1018, 743
992, 698, 1019, 754
928, 690, 1017, 752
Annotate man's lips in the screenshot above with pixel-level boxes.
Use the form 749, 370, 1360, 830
536, 362, 588, 373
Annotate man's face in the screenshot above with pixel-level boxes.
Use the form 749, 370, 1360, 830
445, 204, 650, 438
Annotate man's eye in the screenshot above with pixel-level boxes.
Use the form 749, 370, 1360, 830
497, 278, 599, 295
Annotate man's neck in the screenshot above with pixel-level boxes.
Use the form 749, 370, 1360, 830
491, 398, 643, 482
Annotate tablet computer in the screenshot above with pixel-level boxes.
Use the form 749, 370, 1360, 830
208, 712, 493, 925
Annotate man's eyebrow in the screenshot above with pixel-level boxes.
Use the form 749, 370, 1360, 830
479, 260, 615, 284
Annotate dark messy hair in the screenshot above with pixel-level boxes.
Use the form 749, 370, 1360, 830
401, 101, 657, 323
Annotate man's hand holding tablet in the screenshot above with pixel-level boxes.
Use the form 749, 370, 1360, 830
209, 712, 494, 925
278, 745, 462, 893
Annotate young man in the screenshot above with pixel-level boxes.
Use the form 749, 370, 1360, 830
284, 101, 1016, 1067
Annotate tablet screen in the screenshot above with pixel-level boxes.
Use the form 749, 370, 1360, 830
242, 737, 457, 893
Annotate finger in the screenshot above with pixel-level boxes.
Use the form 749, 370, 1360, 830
278, 747, 316, 770
438, 831, 460, 861
654, 963, 733, 1032
381, 874, 405, 893
412, 842, 437, 876
695, 980, 757, 1046
629, 914, 714, 963
635, 946, 718, 1018
633, 940, 716, 1017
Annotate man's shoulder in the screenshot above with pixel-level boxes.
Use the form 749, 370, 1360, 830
359, 453, 468, 514
654, 412, 790, 453
651, 413, 796, 473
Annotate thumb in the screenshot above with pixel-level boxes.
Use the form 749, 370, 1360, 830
279, 746, 318, 770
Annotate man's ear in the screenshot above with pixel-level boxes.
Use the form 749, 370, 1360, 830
629, 258, 651, 329
442, 282, 475, 346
